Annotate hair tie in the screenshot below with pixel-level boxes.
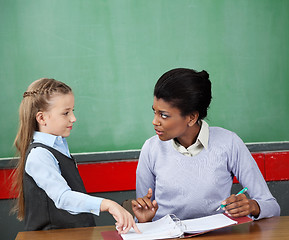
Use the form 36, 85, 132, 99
23, 90, 40, 98
23, 91, 31, 98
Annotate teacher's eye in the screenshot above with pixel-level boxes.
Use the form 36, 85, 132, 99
160, 113, 169, 119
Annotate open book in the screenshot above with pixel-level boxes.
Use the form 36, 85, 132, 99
118, 213, 252, 240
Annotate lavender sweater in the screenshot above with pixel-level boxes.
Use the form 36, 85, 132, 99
136, 127, 280, 221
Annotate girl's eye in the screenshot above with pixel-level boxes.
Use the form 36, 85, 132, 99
64, 112, 69, 116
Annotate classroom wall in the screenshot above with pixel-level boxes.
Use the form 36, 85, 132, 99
0, 0, 289, 159
1, 1, 289, 240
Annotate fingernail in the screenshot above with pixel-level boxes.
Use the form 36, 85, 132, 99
152, 208, 155, 211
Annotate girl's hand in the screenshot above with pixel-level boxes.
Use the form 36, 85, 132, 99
132, 188, 158, 223
100, 199, 140, 234
222, 193, 260, 218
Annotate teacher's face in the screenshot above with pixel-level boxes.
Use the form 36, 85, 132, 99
152, 97, 191, 142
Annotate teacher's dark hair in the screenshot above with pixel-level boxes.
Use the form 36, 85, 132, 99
154, 68, 212, 120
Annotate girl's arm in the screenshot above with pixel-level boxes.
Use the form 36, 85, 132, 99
26, 147, 104, 215
26, 147, 140, 233
101, 199, 140, 234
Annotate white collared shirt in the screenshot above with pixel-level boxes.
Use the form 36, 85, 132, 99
172, 120, 209, 156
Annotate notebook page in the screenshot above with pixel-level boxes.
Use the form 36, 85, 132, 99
121, 214, 183, 240
182, 213, 238, 234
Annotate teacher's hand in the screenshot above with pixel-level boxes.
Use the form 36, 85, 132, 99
132, 188, 158, 223
223, 193, 260, 218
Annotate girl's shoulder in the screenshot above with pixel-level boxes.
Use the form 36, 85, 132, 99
26, 144, 59, 167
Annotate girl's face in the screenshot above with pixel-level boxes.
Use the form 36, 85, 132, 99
41, 93, 76, 138
152, 97, 193, 144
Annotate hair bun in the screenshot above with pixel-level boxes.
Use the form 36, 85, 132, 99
199, 70, 209, 79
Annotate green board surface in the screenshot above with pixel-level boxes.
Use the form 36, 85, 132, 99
1, 0, 289, 158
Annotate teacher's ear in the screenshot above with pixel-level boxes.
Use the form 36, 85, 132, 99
188, 111, 199, 127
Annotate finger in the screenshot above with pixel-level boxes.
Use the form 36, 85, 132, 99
120, 219, 130, 234
228, 208, 249, 218
135, 198, 149, 209
220, 195, 232, 208
116, 221, 124, 234
224, 194, 245, 209
152, 200, 159, 212
120, 214, 139, 235
131, 199, 142, 209
143, 196, 154, 209
121, 217, 135, 234
236, 193, 247, 201
225, 194, 238, 205
132, 221, 141, 233
226, 200, 250, 217
121, 213, 132, 234
225, 199, 239, 210
225, 196, 249, 211
136, 197, 153, 209
146, 188, 153, 199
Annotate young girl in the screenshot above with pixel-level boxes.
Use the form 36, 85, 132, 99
13, 78, 139, 234
132, 68, 280, 223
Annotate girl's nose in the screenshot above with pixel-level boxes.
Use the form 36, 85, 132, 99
71, 112, 76, 123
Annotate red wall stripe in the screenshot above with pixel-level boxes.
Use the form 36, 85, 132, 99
233, 153, 265, 183
265, 152, 289, 181
78, 161, 138, 193
0, 151, 288, 200
0, 169, 16, 199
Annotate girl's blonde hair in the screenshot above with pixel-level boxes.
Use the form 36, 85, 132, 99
12, 78, 72, 220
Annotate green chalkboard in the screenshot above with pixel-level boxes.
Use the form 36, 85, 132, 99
1, 0, 289, 158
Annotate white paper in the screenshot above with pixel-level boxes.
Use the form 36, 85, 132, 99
181, 213, 238, 233
120, 213, 238, 240
121, 214, 183, 240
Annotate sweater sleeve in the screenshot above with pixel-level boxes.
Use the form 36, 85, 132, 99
136, 139, 156, 201
229, 133, 280, 219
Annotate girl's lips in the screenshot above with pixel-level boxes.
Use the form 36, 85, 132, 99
68, 126, 73, 130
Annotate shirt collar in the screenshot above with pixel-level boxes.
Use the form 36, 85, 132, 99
172, 120, 209, 156
33, 131, 66, 148
197, 120, 209, 150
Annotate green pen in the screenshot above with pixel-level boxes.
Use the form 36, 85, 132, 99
216, 187, 248, 211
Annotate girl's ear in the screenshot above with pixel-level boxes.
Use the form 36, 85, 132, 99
36, 111, 46, 126
188, 111, 199, 127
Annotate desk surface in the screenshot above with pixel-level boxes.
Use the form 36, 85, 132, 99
15, 216, 289, 240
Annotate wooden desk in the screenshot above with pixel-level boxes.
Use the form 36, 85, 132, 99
15, 216, 289, 240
